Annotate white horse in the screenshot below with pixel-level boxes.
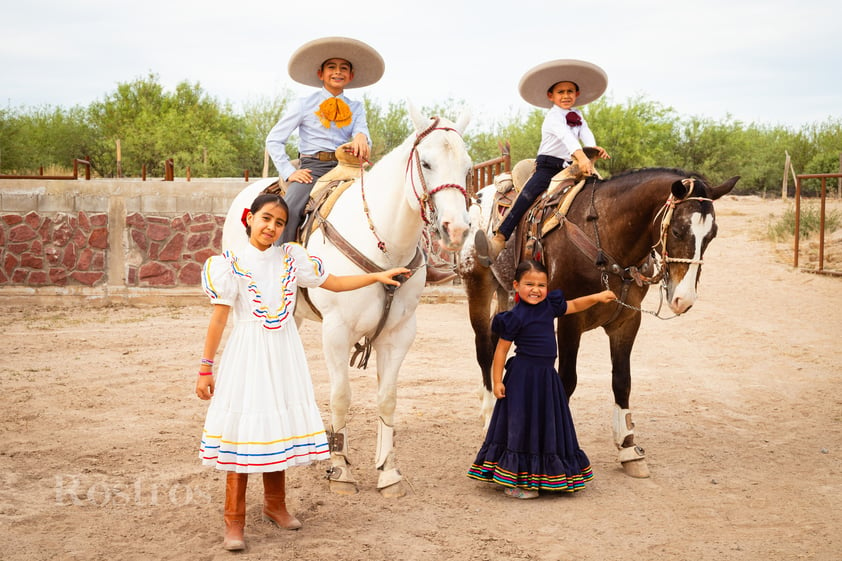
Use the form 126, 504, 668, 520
222, 105, 472, 497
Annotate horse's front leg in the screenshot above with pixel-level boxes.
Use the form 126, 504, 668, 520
371, 314, 417, 498
321, 321, 360, 495
606, 313, 650, 478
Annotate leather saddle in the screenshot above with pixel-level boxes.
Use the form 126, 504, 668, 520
488, 147, 602, 261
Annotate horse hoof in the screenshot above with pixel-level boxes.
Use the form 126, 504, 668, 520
329, 480, 359, 495
621, 458, 650, 478
378, 481, 407, 498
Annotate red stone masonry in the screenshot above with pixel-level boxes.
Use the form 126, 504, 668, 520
0, 211, 225, 288
126, 212, 224, 287
1, 211, 108, 287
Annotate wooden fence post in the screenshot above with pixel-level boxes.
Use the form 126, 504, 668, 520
782, 151, 790, 200
116, 139, 123, 178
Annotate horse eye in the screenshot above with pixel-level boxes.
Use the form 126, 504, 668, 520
421, 160, 431, 170
671, 227, 683, 239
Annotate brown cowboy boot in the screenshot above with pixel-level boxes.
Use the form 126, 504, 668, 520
223, 472, 248, 551
425, 265, 457, 285
262, 471, 302, 530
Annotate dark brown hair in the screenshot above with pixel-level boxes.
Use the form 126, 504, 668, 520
245, 193, 288, 238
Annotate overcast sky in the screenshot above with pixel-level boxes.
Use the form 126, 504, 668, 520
2, 0, 840, 131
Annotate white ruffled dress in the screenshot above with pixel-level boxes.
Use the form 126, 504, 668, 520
199, 242, 330, 473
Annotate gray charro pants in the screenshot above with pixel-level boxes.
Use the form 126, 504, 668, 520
277, 157, 337, 244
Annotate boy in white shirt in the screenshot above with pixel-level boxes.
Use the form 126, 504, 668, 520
476, 59, 610, 264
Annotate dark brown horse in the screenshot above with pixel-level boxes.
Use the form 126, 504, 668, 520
459, 167, 739, 477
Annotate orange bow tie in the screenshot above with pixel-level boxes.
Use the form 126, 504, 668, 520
315, 97, 353, 129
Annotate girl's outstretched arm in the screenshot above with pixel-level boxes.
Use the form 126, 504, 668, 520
320, 267, 411, 292
196, 304, 230, 400
565, 290, 617, 315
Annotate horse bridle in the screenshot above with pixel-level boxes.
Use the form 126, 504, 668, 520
593, 177, 715, 319
651, 178, 714, 267
406, 117, 470, 226
358, 117, 469, 257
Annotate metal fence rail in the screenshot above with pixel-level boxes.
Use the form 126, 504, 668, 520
794, 173, 842, 276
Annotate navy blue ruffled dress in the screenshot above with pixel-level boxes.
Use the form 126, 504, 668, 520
467, 290, 593, 492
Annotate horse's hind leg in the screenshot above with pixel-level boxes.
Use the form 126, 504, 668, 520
606, 316, 650, 478
463, 265, 505, 427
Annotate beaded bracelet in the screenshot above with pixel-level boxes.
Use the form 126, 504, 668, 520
198, 371, 213, 376
200, 358, 214, 366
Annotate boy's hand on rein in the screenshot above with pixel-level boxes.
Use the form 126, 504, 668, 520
575, 153, 593, 176
351, 133, 370, 160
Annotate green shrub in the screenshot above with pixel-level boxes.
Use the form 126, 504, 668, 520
767, 203, 842, 241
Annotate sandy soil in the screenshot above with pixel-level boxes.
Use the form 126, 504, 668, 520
2, 196, 841, 561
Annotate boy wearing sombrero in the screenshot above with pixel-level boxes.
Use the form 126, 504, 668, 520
475, 59, 610, 264
266, 36, 383, 244
266, 36, 458, 284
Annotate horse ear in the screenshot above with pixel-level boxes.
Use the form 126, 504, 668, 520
406, 100, 429, 132
455, 107, 471, 134
710, 176, 740, 200
671, 180, 690, 199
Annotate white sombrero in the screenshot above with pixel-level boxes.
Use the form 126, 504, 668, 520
518, 59, 607, 108
287, 36, 385, 89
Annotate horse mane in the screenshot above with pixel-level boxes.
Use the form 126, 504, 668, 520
601, 167, 710, 190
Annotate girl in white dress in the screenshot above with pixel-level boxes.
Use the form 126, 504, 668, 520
195, 192, 408, 551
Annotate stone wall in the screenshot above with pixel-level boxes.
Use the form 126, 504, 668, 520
0, 178, 246, 304
0, 178, 462, 305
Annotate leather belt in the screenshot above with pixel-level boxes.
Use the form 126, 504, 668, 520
299, 151, 337, 162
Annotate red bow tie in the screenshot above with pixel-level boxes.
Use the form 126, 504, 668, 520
566, 112, 582, 127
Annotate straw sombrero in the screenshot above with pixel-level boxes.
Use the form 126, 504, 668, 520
288, 36, 385, 89
518, 59, 607, 108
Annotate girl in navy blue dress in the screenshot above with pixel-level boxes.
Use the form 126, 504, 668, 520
467, 260, 616, 499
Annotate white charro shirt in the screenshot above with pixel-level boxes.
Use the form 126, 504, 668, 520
265, 88, 370, 181
536, 105, 596, 162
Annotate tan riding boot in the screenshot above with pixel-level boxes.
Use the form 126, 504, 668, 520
223, 472, 248, 551
262, 471, 302, 530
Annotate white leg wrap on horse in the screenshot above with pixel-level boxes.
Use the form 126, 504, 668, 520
617, 444, 646, 463
327, 426, 357, 484
375, 417, 395, 469
612, 405, 636, 449
377, 460, 403, 489
480, 386, 495, 431
375, 418, 403, 489
329, 425, 349, 458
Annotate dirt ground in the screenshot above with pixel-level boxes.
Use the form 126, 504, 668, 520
1, 196, 841, 561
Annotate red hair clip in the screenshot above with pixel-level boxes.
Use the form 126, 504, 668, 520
240, 208, 250, 228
